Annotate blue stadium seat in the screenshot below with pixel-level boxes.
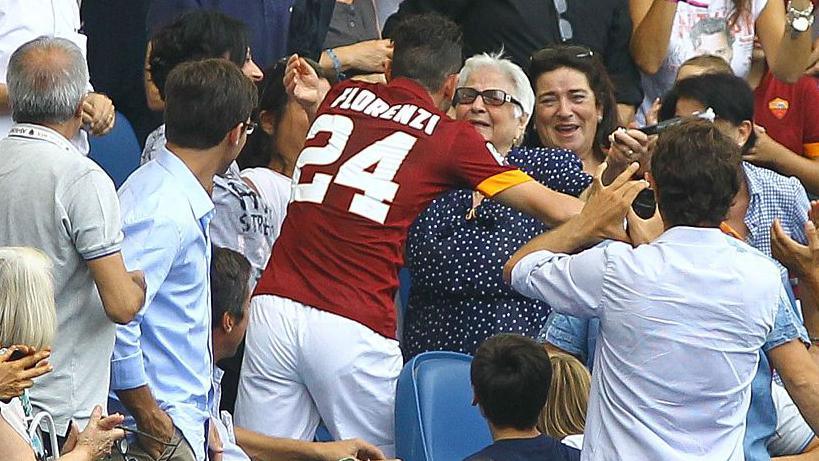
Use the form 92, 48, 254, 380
395, 351, 492, 461
88, 112, 141, 188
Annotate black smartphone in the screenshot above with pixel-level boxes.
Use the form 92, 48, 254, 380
632, 188, 656, 219
9, 349, 26, 361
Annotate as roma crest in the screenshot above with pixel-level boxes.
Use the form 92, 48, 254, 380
768, 98, 789, 120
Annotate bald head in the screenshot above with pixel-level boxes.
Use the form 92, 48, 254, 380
7, 37, 88, 125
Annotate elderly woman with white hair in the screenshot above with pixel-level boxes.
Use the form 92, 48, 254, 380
402, 52, 592, 358
0, 247, 125, 461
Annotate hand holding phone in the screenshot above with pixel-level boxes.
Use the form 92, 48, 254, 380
0, 346, 52, 401
637, 108, 715, 136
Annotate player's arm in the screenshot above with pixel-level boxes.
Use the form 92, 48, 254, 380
491, 178, 583, 228
454, 130, 583, 227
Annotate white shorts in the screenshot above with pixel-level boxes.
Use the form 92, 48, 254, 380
234, 295, 402, 456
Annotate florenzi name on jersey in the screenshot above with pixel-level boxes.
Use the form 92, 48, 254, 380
329, 87, 442, 136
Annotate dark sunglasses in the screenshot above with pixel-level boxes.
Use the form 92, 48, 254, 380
453, 87, 523, 109
530, 46, 594, 65
553, 0, 573, 42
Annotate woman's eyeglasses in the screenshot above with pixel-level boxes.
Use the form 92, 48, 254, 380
453, 87, 523, 109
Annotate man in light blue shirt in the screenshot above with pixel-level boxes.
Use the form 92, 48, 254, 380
541, 71, 814, 461
504, 121, 819, 460
109, 59, 258, 461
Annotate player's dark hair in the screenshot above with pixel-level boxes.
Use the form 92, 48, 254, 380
659, 72, 756, 153
651, 120, 741, 228
165, 58, 258, 149
389, 13, 463, 93
149, 10, 249, 100
471, 334, 552, 431
211, 246, 251, 324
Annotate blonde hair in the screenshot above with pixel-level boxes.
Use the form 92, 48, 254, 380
677, 54, 734, 81
0, 247, 56, 350
538, 352, 590, 438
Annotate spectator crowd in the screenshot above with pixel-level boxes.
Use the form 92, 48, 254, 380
0, 1, 818, 460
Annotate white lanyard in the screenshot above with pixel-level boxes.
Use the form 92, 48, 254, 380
8, 124, 78, 154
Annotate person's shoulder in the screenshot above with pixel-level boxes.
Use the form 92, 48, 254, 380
462, 444, 495, 461
724, 234, 781, 277
243, 167, 291, 187
742, 161, 805, 196
538, 434, 582, 460
797, 75, 819, 98
117, 161, 179, 215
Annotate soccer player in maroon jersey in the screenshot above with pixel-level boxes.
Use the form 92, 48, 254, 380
234, 13, 599, 455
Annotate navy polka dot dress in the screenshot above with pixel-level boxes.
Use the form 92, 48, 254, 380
403, 146, 592, 359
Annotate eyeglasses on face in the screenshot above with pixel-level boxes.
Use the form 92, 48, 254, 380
243, 120, 258, 135
453, 87, 523, 109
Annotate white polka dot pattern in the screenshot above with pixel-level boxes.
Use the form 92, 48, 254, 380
402, 146, 592, 358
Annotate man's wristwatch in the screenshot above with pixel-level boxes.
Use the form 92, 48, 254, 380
787, 0, 815, 36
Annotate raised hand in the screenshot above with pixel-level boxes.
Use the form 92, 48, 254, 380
582, 162, 649, 243
284, 54, 325, 117
772, 217, 819, 289
82, 93, 116, 136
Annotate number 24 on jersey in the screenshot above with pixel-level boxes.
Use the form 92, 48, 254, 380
292, 114, 417, 224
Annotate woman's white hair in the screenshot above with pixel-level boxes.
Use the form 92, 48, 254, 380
0, 247, 56, 350
457, 50, 535, 125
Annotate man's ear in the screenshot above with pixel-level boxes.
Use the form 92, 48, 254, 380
74, 96, 85, 119
737, 120, 753, 147
227, 122, 244, 147
384, 57, 393, 82
646, 171, 661, 207
442, 73, 459, 104
222, 311, 235, 333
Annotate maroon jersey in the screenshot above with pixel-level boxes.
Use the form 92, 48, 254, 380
254, 77, 532, 338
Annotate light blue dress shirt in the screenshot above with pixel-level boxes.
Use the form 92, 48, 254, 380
109, 147, 215, 461
539, 162, 811, 461
512, 227, 794, 461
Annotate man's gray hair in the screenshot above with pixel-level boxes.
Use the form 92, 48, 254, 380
458, 51, 535, 125
7, 36, 88, 125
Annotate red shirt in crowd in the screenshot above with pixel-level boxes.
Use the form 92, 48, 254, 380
254, 77, 532, 338
754, 71, 819, 158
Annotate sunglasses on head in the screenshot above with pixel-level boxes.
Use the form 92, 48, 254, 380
453, 87, 523, 109
530, 46, 595, 65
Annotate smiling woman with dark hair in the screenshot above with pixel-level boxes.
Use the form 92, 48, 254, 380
526, 45, 618, 176
402, 52, 591, 359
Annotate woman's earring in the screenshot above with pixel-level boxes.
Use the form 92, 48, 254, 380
598, 114, 603, 122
